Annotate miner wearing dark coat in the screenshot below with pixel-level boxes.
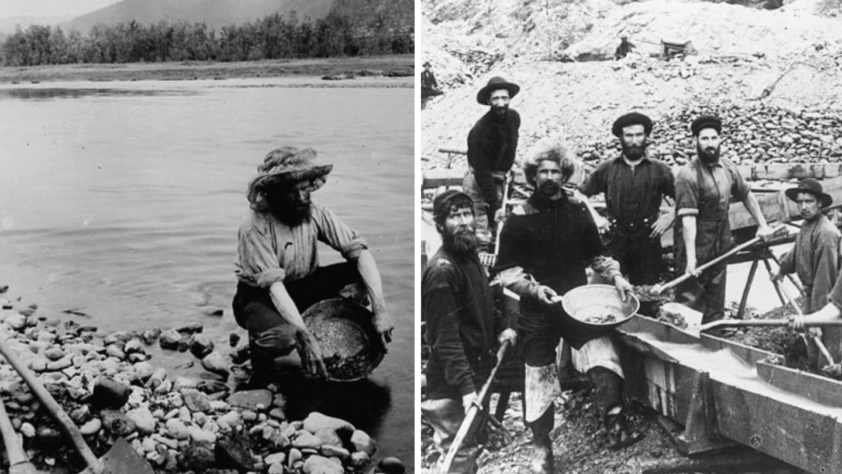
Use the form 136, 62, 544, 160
421, 189, 516, 474
496, 140, 642, 474
581, 112, 675, 315
465, 76, 521, 247
421, 61, 443, 100
674, 115, 774, 324
773, 178, 841, 366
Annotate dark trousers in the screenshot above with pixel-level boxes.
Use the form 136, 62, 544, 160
232, 262, 363, 373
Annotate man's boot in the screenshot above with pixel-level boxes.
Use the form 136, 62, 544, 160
528, 405, 555, 474
588, 366, 643, 450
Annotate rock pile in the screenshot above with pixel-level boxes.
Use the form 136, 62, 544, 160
575, 104, 842, 174
0, 293, 404, 474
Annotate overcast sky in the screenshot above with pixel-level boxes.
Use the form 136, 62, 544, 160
0, 0, 122, 19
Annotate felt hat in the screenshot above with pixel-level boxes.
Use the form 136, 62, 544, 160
691, 115, 722, 136
476, 76, 520, 105
612, 112, 653, 137
433, 189, 473, 224
785, 178, 832, 208
423, 61, 431, 67
247, 146, 333, 210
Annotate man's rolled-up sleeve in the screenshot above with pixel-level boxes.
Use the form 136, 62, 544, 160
314, 206, 369, 260
238, 226, 287, 288
675, 168, 699, 218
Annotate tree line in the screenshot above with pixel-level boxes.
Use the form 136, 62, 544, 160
0, 10, 413, 66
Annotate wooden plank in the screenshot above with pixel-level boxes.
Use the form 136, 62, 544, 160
756, 360, 842, 408
738, 163, 842, 180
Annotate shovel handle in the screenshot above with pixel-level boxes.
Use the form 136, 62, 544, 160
440, 340, 511, 473
0, 398, 28, 466
0, 339, 104, 473
700, 318, 842, 332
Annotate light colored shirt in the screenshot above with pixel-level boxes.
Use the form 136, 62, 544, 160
235, 203, 368, 288
675, 157, 750, 220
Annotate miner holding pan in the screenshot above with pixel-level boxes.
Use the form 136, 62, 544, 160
674, 115, 775, 324
495, 140, 642, 474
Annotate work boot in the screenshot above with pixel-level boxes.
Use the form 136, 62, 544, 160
528, 405, 555, 474
604, 406, 644, 450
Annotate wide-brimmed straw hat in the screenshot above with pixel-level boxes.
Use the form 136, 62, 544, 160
785, 178, 832, 208
476, 76, 520, 105
247, 146, 333, 210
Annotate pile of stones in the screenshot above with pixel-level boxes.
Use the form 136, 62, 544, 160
0, 290, 404, 474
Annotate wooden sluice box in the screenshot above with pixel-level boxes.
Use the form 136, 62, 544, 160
617, 316, 842, 474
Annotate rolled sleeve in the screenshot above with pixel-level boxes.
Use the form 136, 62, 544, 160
312, 205, 369, 260
675, 167, 699, 217
237, 225, 287, 288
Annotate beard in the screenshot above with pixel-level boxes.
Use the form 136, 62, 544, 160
697, 143, 720, 164
491, 103, 509, 117
443, 227, 480, 255
538, 180, 561, 197
621, 139, 647, 161
271, 202, 312, 226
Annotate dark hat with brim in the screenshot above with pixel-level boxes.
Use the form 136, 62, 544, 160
691, 115, 722, 136
247, 146, 333, 211
433, 189, 473, 223
785, 178, 832, 208
612, 112, 653, 137
477, 76, 520, 105
423, 61, 431, 67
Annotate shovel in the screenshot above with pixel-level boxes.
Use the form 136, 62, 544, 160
652, 225, 785, 298
0, 338, 154, 474
772, 276, 836, 366
0, 396, 45, 474
440, 340, 511, 473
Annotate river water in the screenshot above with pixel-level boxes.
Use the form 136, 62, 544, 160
0, 77, 414, 464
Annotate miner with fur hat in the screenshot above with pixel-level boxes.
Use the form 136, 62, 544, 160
581, 112, 675, 316
422, 188, 515, 474
234, 146, 394, 386
673, 115, 774, 326
464, 76, 522, 251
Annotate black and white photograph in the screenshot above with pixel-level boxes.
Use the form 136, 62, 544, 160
0, 0, 414, 473
419, 0, 842, 473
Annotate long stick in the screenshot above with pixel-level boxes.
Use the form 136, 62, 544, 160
440, 341, 511, 473
0, 339, 104, 473
774, 277, 835, 365
493, 174, 511, 257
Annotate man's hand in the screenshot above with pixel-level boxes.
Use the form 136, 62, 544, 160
595, 215, 612, 234
789, 315, 807, 332
650, 212, 675, 239
498, 328, 517, 348
685, 257, 698, 277
254, 325, 299, 356
770, 270, 782, 282
296, 329, 328, 378
756, 224, 775, 242
536, 285, 560, 306
372, 311, 395, 347
462, 392, 479, 413
613, 275, 634, 302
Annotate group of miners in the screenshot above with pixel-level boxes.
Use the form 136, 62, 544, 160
422, 75, 842, 474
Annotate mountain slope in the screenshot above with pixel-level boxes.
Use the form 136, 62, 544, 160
64, 0, 333, 33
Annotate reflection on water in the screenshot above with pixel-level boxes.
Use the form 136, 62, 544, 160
0, 79, 413, 465
0, 88, 195, 99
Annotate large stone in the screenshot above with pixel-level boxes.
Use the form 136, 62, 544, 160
159, 329, 183, 350
302, 412, 354, 435
92, 377, 130, 409
127, 407, 156, 435
315, 428, 343, 447
190, 334, 215, 359
216, 411, 242, 431
302, 455, 344, 474
351, 430, 376, 456
215, 436, 254, 472
292, 431, 322, 450
377, 457, 406, 474
201, 352, 229, 378
165, 419, 191, 440
79, 418, 102, 436
228, 389, 272, 411
177, 322, 204, 334
182, 388, 211, 413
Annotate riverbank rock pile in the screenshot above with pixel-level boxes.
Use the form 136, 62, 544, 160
0, 294, 403, 474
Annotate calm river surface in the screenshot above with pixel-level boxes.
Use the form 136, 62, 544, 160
0, 77, 414, 464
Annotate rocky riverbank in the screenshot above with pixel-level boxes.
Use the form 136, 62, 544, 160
0, 286, 405, 474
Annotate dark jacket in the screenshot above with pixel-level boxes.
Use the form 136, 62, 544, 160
467, 109, 521, 208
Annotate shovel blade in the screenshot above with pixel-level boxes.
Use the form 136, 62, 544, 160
9, 461, 46, 474
79, 437, 154, 474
